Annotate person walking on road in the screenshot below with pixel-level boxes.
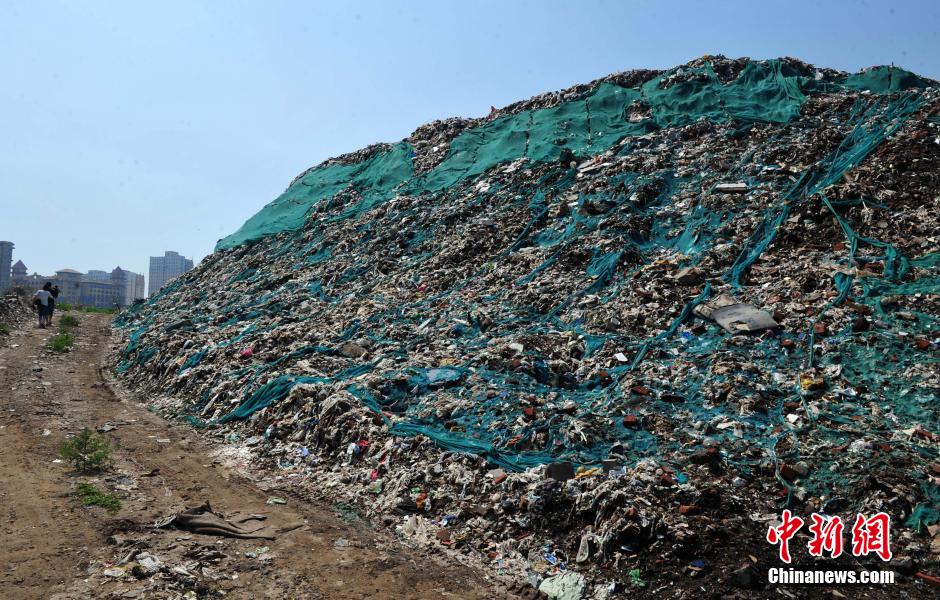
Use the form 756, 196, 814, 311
49, 284, 60, 322
33, 282, 54, 328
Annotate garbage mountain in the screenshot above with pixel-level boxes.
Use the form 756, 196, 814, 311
114, 56, 940, 594
0, 289, 31, 330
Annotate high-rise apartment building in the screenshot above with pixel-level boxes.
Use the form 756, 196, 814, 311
148, 251, 193, 296
132, 273, 145, 302
103, 267, 145, 306
0, 241, 13, 293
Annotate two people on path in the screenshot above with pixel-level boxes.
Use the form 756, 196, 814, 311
32, 282, 60, 328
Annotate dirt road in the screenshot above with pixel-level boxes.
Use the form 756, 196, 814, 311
0, 313, 506, 599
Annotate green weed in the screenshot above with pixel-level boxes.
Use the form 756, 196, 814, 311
59, 428, 113, 473
59, 314, 80, 329
48, 332, 75, 352
81, 306, 117, 314
75, 482, 121, 514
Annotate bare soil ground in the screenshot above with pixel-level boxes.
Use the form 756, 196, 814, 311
0, 313, 509, 599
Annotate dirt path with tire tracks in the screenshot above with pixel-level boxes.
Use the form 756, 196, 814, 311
0, 312, 507, 599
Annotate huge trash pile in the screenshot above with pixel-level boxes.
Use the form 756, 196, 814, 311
114, 57, 940, 596
0, 288, 32, 332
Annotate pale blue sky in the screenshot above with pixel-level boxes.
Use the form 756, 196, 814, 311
1, 0, 937, 280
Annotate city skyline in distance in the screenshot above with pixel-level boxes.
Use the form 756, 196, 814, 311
1, 243, 194, 299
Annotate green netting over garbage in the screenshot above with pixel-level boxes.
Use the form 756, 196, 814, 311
727, 92, 924, 289
640, 59, 807, 126
118, 59, 938, 523
410, 83, 649, 192
179, 348, 207, 375
841, 65, 933, 93
216, 61, 929, 251
218, 364, 373, 423
217, 141, 414, 250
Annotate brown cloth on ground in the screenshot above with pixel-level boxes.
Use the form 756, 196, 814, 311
154, 502, 275, 540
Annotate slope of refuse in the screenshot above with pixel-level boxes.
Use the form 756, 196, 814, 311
114, 57, 940, 595
0, 289, 32, 331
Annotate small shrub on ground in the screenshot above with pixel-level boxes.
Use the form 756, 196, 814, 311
57, 302, 73, 311
80, 306, 116, 314
0, 322, 9, 335
59, 428, 113, 473
59, 314, 79, 329
75, 482, 121, 514
48, 331, 74, 352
